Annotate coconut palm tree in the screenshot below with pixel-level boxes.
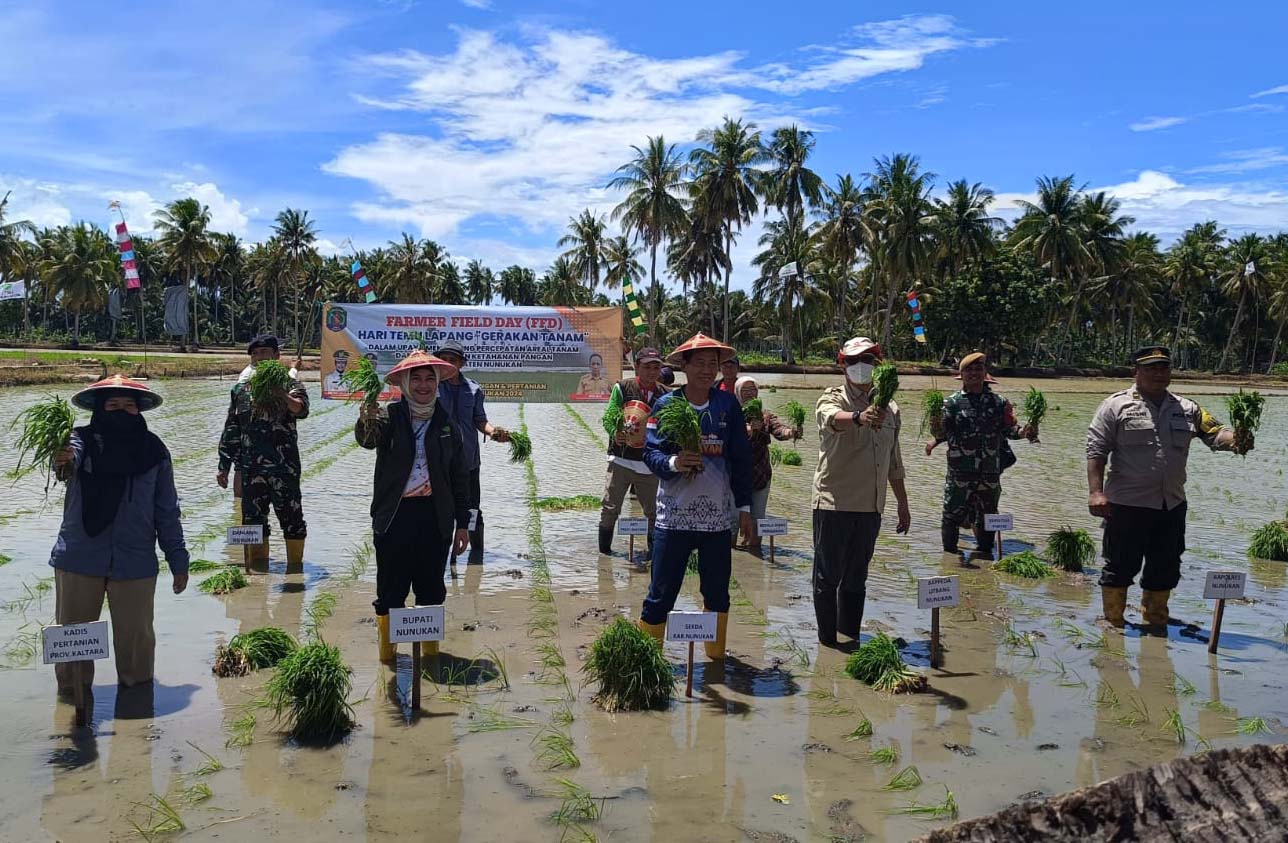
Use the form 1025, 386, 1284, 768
386, 234, 433, 303
438, 261, 466, 305
464, 259, 494, 305
816, 174, 869, 341
210, 233, 245, 346
539, 256, 589, 306
931, 179, 1000, 277
154, 197, 217, 348
0, 192, 36, 337
761, 125, 824, 229
1164, 221, 1224, 368
608, 136, 689, 336
497, 265, 538, 306
667, 216, 729, 335
862, 153, 935, 349
1263, 234, 1288, 372
40, 224, 115, 346
602, 235, 643, 292
270, 208, 320, 356
689, 117, 768, 341
751, 217, 815, 364
557, 210, 607, 293
1218, 233, 1270, 372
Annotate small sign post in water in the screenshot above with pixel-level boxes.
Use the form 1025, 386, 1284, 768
917, 576, 960, 668
1204, 571, 1246, 654
43, 620, 110, 727
984, 513, 1013, 561
227, 524, 264, 573
666, 611, 717, 698
388, 606, 445, 714
757, 516, 789, 564
618, 517, 648, 564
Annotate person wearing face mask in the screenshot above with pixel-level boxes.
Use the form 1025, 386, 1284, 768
810, 338, 911, 648
926, 352, 1035, 557
49, 375, 189, 694
355, 351, 472, 664
731, 375, 799, 553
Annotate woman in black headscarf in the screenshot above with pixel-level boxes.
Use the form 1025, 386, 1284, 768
49, 375, 189, 694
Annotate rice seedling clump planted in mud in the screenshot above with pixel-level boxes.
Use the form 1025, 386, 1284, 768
8, 395, 75, 491
782, 400, 808, 431
214, 627, 298, 677
198, 568, 249, 595
264, 642, 355, 741
507, 430, 533, 463
339, 356, 382, 406
1248, 521, 1288, 561
250, 360, 293, 413
1226, 389, 1264, 456
781, 450, 803, 466
534, 494, 601, 511
656, 398, 703, 453
993, 551, 1055, 579
920, 389, 945, 437
870, 363, 899, 409
845, 634, 928, 694
583, 617, 674, 712
1045, 527, 1096, 572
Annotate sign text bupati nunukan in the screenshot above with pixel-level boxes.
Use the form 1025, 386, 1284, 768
321, 303, 623, 403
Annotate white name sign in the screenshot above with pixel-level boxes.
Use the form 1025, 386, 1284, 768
617, 517, 649, 536
1204, 571, 1247, 600
917, 576, 961, 610
757, 517, 789, 537
984, 513, 1014, 532
42, 621, 110, 664
227, 525, 264, 545
665, 611, 717, 642
388, 606, 446, 643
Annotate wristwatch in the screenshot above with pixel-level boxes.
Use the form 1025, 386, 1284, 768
852, 410, 861, 425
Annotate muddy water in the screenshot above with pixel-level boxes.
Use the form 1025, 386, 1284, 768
1, 374, 1286, 842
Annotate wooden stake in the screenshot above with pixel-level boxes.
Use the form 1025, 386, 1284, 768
1208, 599, 1226, 655
73, 662, 87, 728
930, 607, 942, 669
769, 535, 776, 566
628, 534, 634, 565
686, 641, 694, 698
995, 531, 1002, 562
411, 642, 421, 712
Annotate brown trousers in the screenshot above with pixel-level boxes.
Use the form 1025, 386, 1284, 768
598, 461, 659, 531
54, 569, 156, 689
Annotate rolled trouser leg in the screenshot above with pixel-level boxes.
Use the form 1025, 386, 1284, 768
106, 575, 157, 687
54, 569, 107, 693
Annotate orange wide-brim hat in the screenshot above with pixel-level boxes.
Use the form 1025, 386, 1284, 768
383, 350, 458, 383
71, 373, 162, 412
665, 332, 736, 366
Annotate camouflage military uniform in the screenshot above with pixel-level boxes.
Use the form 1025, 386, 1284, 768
218, 378, 310, 539
938, 388, 1024, 547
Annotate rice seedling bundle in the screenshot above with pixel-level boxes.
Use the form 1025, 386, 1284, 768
1023, 387, 1048, 429
8, 395, 75, 490
1045, 527, 1096, 572
782, 400, 808, 430
249, 360, 292, 413
198, 568, 249, 595
601, 384, 625, 436
781, 450, 803, 466
534, 494, 601, 511
844, 634, 927, 694
870, 363, 899, 409
507, 430, 533, 463
214, 627, 298, 677
264, 641, 355, 741
993, 551, 1055, 579
583, 617, 674, 712
769, 444, 785, 465
919, 389, 945, 437
1248, 520, 1288, 561
339, 355, 382, 407
1226, 389, 1265, 456
742, 398, 763, 424
656, 397, 703, 453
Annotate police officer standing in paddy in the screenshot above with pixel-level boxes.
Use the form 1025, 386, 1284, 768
1087, 345, 1248, 633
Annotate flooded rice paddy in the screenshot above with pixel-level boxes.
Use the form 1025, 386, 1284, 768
1, 373, 1286, 842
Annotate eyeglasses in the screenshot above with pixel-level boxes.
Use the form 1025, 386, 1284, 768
844, 355, 878, 365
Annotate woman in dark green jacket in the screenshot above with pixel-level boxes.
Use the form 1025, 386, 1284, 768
355, 351, 471, 664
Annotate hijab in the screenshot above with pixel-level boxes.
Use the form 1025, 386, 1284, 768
733, 376, 757, 406
400, 371, 437, 421
76, 394, 167, 537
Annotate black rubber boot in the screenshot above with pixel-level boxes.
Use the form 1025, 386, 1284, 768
468, 516, 485, 565
941, 522, 960, 553
598, 527, 614, 555
973, 526, 994, 558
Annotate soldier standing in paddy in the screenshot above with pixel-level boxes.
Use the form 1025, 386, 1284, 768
1086, 345, 1247, 632
217, 335, 310, 573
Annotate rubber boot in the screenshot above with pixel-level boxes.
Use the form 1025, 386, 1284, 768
636, 618, 665, 644
1141, 589, 1171, 631
704, 610, 729, 661
1101, 586, 1129, 628
232, 496, 242, 524
941, 522, 959, 554
973, 526, 995, 558
468, 517, 485, 565
285, 538, 305, 575
598, 527, 614, 555
421, 641, 439, 657
247, 541, 270, 573
377, 615, 396, 665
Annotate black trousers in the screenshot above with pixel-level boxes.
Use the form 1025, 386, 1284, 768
1099, 501, 1187, 591
373, 497, 449, 615
454, 468, 484, 564
812, 509, 881, 643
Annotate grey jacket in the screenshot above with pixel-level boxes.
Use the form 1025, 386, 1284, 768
48, 430, 190, 579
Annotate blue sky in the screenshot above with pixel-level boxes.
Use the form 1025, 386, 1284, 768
3, 0, 1287, 290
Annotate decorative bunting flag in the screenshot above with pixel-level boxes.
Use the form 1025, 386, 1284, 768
621, 278, 648, 336
906, 291, 926, 344
352, 260, 377, 303
114, 221, 140, 290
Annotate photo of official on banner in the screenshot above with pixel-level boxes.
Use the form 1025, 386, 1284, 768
321, 303, 623, 403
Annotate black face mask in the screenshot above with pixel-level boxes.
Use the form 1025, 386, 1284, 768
94, 409, 145, 436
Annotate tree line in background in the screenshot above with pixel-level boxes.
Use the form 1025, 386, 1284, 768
1, 118, 1286, 371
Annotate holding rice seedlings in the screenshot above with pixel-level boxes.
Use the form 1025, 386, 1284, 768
249, 359, 293, 414
1248, 521, 1288, 561
583, 617, 674, 712
601, 383, 625, 437
8, 395, 75, 491
993, 551, 1056, 579
741, 398, 764, 424
919, 389, 945, 437
507, 430, 533, 463
782, 400, 808, 431
1225, 389, 1264, 456
656, 397, 703, 454
844, 634, 928, 694
1045, 527, 1096, 572
198, 568, 248, 595
870, 362, 899, 409
1023, 387, 1047, 439
263, 641, 355, 742
339, 355, 382, 407
213, 627, 298, 677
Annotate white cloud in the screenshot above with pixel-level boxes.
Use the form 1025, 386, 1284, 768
1186, 147, 1288, 175
0, 176, 72, 229
1251, 84, 1288, 98
460, 0, 492, 7
1129, 115, 1188, 132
